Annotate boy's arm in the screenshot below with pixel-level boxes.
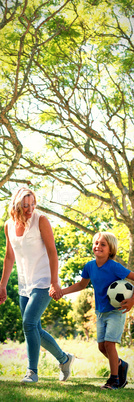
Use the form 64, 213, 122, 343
120, 272, 134, 313
52, 278, 90, 300
62, 278, 90, 295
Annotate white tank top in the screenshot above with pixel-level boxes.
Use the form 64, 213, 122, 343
7, 211, 51, 296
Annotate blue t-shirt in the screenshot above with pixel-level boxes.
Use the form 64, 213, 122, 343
82, 259, 131, 313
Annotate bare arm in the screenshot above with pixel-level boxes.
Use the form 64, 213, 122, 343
39, 215, 62, 299
62, 278, 90, 296
52, 277, 90, 301
120, 272, 134, 313
0, 222, 15, 304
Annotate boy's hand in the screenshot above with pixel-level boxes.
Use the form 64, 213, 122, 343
119, 295, 134, 313
52, 292, 63, 301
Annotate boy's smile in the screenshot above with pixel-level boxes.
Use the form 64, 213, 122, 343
93, 235, 110, 265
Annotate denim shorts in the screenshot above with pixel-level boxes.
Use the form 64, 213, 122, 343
96, 310, 126, 344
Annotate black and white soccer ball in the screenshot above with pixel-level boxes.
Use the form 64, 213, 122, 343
107, 279, 133, 308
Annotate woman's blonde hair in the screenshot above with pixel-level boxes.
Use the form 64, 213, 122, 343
9, 187, 36, 225
93, 232, 118, 259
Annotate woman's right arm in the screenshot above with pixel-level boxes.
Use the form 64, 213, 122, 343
0, 222, 15, 304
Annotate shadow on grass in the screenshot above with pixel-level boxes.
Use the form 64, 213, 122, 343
0, 377, 134, 402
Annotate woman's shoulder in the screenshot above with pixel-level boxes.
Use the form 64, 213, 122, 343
5, 218, 13, 228
32, 210, 49, 228
33, 210, 45, 217
4, 218, 14, 235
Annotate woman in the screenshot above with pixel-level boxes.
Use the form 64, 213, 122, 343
0, 187, 74, 383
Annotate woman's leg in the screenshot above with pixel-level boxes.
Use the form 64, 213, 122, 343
38, 320, 67, 362
20, 288, 67, 373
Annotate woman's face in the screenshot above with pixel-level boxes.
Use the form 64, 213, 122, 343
21, 194, 35, 221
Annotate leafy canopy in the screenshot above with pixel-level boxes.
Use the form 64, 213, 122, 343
0, 0, 134, 269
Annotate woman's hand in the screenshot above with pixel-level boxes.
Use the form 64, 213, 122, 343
0, 285, 7, 305
49, 283, 63, 301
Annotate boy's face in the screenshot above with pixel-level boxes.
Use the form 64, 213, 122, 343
93, 235, 110, 261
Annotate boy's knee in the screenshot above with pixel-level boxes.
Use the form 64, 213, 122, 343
104, 340, 112, 352
98, 342, 105, 354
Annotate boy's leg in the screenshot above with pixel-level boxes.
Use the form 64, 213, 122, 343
97, 311, 128, 389
118, 359, 129, 388
104, 341, 118, 375
100, 341, 119, 389
104, 310, 128, 387
98, 341, 108, 358
98, 341, 128, 388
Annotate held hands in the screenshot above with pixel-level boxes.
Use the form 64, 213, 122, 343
0, 284, 7, 305
49, 283, 63, 301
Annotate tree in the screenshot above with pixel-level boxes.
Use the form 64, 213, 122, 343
0, 296, 24, 342
72, 289, 96, 340
0, 0, 75, 189
53, 196, 130, 284
0, 0, 134, 268
0, 224, 24, 341
41, 297, 76, 338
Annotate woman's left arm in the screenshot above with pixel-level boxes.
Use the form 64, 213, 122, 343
39, 215, 62, 299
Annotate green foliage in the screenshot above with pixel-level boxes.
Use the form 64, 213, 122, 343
72, 289, 96, 339
53, 195, 129, 285
97, 366, 110, 378
0, 224, 24, 342
0, 0, 134, 271
0, 0, 134, 343
41, 297, 76, 338
54, 223, 93, 285
0, 296, 24, 342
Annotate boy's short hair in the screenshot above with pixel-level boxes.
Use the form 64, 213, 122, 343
93, 232, 118, 259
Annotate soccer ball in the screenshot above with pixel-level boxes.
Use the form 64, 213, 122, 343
107, 279, 133, 308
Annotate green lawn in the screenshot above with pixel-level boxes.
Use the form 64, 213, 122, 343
0, 338, 134, 401
0, 377, 134, 402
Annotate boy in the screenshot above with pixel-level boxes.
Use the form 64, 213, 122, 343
50, 232, 134, 390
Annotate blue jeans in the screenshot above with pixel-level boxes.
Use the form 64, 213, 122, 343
19, 288, 67, 372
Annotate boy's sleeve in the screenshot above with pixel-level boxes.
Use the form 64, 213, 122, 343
81, 262, 90, 279
114, 262, 131, 279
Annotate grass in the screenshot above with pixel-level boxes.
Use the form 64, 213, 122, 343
0, 338, 134, 401
0, 377, 134, 402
